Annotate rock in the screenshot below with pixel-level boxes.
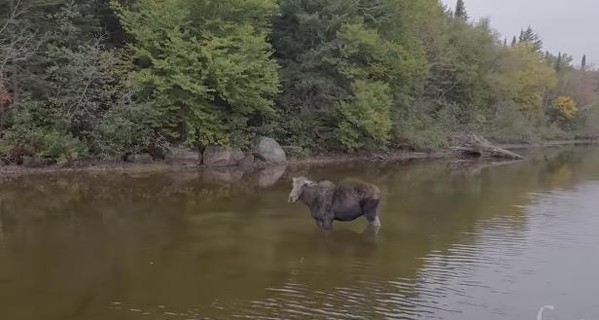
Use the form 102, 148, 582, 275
239, 154, 256, 169
252, 137, 287, 165
21, 156, 53, 168
165, 147, 201, 166
203, 146, 244, 167
126, 153, 154, 164
231, 149, 245, 164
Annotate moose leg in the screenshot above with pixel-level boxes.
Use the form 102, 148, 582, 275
314, 199, 334, 230
363, 199, 381, 228
314, 220, 323, 228
321, 219, 333, 230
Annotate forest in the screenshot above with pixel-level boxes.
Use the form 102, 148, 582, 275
1, 0, 599, 164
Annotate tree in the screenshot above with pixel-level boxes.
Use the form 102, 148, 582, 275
511, 36, 517, 47
519, 26, 543, 53
581, 54, 587, 71
486, 45, 557, 120
1, 0, 153, 161
454, 0, 468, 20
114, 0, 280, 147
337, 80, 393, 150
272, 0, 427, 150
556, 53, 563, 72
551, 96, 578, 124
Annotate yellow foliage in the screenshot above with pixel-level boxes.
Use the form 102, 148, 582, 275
486, 45, 557, 118
552, 96, 578, 122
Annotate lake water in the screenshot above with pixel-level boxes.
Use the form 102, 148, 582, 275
1, 147, 599, 320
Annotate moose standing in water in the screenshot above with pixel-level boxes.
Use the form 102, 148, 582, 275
288, 177, 382, 230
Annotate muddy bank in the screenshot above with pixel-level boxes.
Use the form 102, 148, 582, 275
0, 150, 447, 180
0, 139, 596, 181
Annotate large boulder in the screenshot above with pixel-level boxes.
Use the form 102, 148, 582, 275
252, 137, 287, 165
203, 146, 244, 167
165, 147, 201, 166
238, 154, 257, 169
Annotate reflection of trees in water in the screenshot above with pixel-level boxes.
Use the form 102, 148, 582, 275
2, 147, 599, 319
0, 165, 287, 219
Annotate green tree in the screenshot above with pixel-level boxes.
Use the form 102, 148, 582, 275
454, 0, 468, 20
113, 0, 279, 147
337, 80, 393, 150
1, 1, 152, 162
581, 54, 587, 71
519, 26, 543, 52
486, 45, 557, 120
272, 0, 426, 150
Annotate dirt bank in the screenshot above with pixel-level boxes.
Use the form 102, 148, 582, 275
0, 139, 596, 180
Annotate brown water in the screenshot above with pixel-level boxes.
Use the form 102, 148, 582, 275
1, 147, 599, 320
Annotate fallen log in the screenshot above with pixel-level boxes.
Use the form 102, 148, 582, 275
451, 134, 525, 160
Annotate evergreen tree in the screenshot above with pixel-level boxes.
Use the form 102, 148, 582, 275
511, 36, 517, 47
454, 0, 468, 20
555, 52, 563, 72
581, 54, 587, 71
272, 0, 426, 151
518, 26, 543, 52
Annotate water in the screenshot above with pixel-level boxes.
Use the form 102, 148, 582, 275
1, 147, 599, 320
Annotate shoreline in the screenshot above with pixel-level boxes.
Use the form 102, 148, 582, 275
0, 139, 596, 179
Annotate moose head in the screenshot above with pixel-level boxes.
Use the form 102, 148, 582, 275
288, 176, 318, 203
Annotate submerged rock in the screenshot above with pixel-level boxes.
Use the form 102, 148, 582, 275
239, 154, 256, 169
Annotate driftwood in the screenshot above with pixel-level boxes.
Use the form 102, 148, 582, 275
451, 134, 524, 160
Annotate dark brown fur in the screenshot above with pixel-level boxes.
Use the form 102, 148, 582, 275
289, 177, 381, 230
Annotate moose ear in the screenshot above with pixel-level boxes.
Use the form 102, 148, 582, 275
306, 180, 318, 187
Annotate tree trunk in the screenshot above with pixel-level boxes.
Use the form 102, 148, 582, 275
451, 134, 524, 160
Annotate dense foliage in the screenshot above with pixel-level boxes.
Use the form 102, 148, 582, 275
1, 0, 599, 163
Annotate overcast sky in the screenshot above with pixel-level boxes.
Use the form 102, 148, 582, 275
440, 0, 598, 66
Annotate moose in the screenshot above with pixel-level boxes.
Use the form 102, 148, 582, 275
288, 176, 382, 230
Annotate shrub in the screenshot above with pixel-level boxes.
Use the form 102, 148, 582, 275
483, 102, 538, 143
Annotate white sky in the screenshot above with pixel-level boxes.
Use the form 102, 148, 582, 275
440, 0, 598, 66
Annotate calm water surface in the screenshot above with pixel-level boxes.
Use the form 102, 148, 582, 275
1, 147, 599, 320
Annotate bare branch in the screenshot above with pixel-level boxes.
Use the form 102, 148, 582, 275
0, 0, 26, 35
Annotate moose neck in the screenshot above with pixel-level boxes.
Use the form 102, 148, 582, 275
299, 186, 318, 207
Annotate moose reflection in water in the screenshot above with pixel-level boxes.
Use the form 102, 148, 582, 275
288, 176, 382, 230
